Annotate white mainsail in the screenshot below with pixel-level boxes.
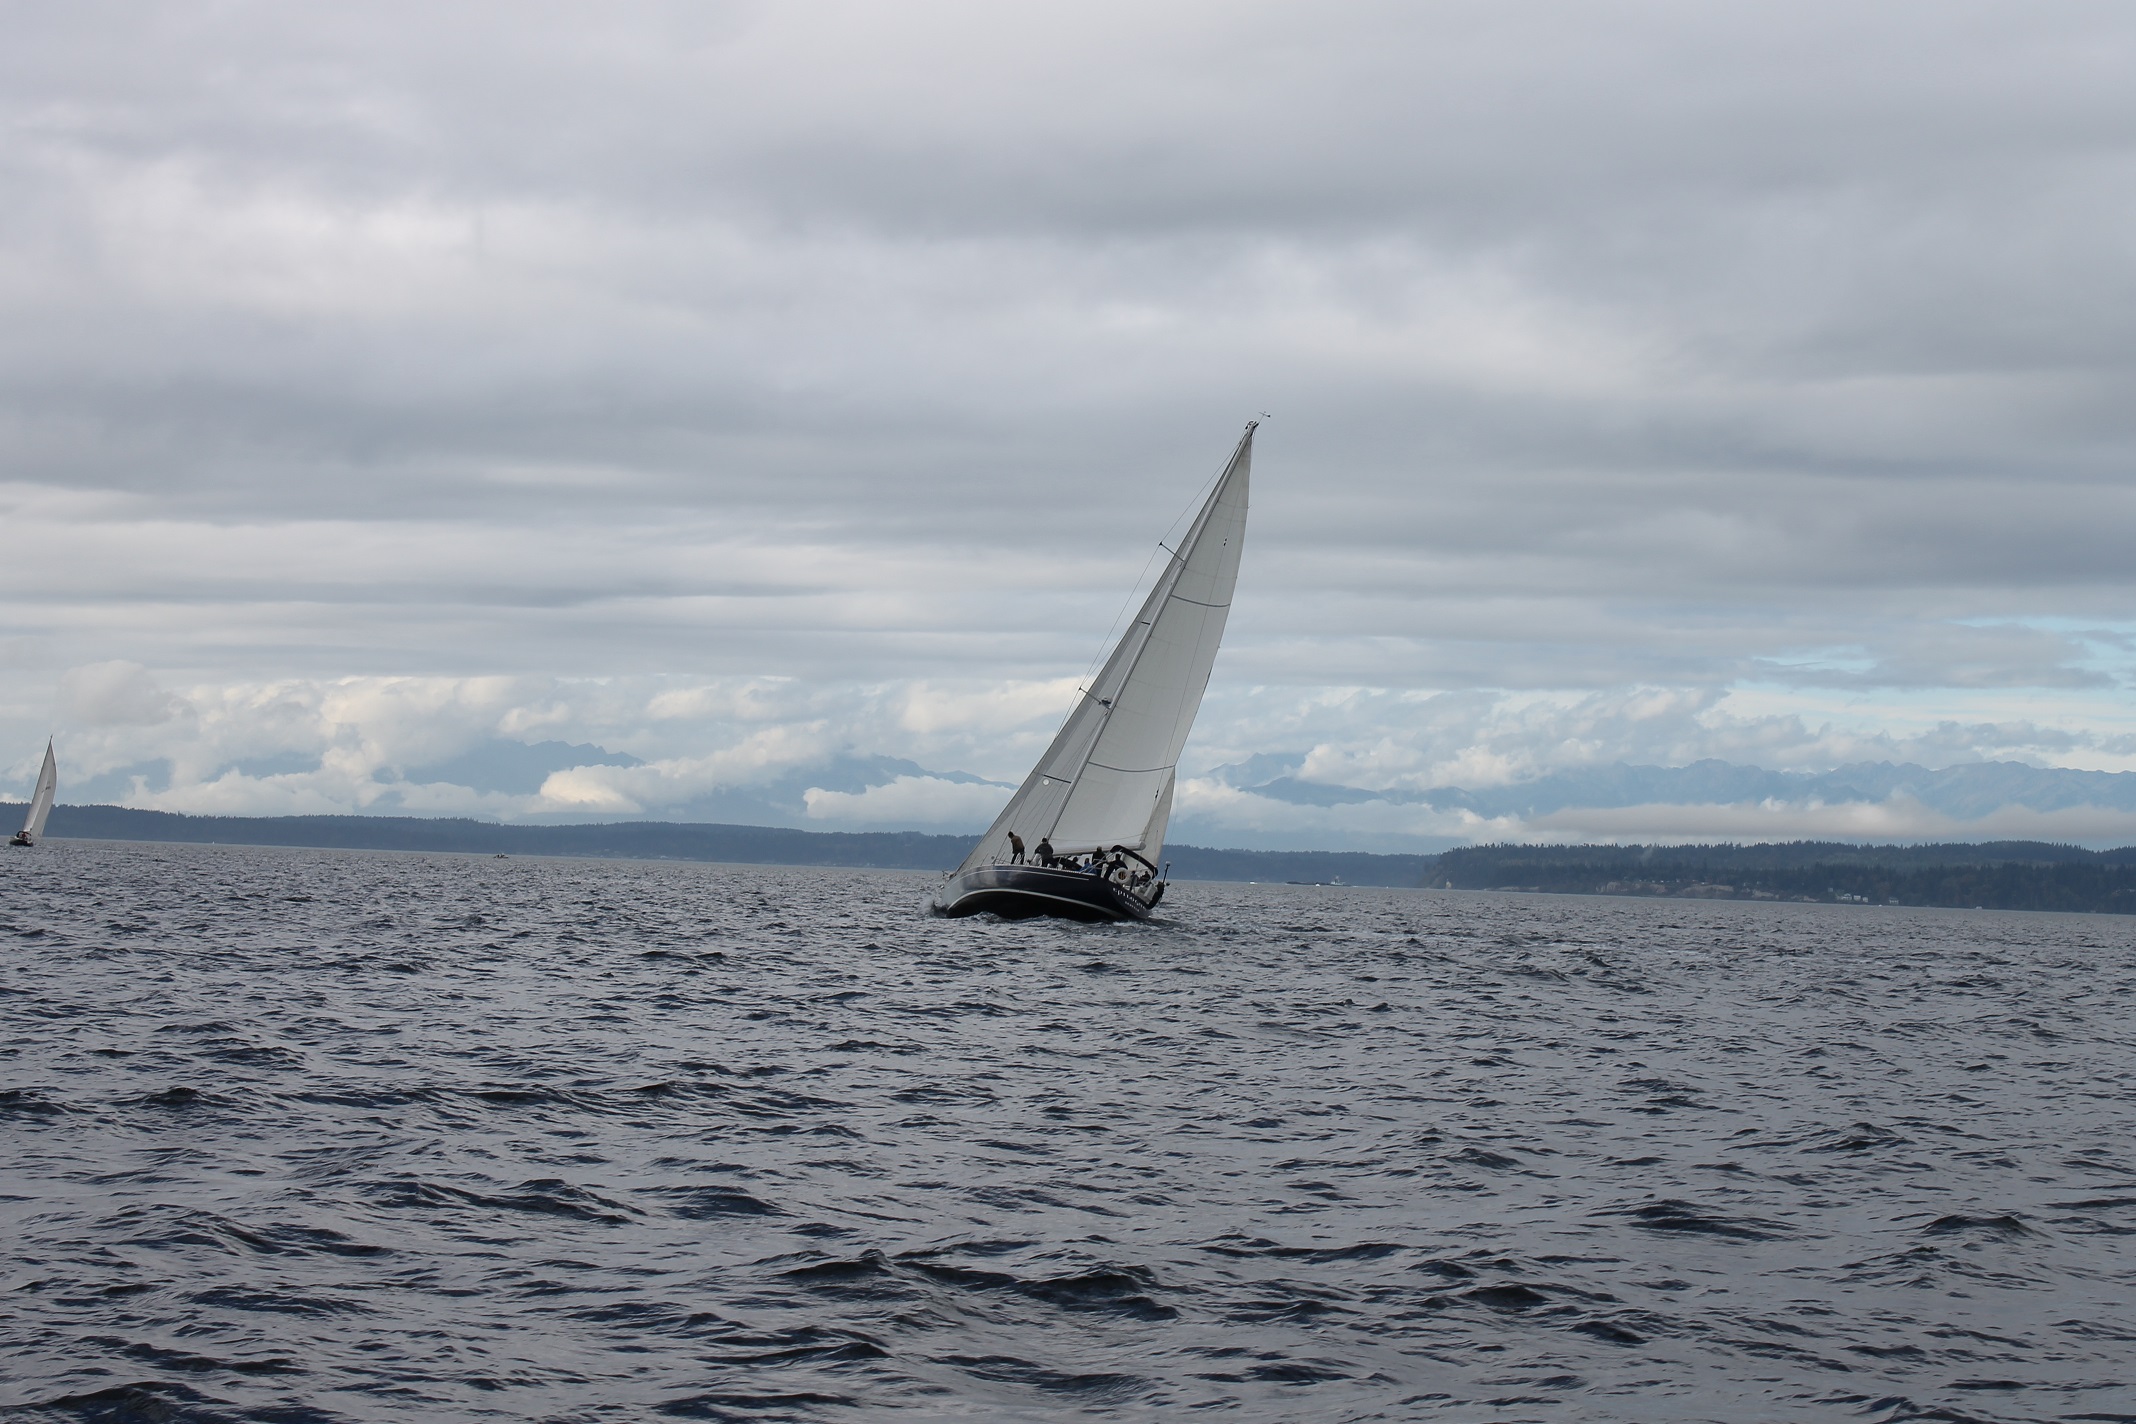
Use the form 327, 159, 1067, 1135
957, 423, 1253, 873
20, 739, 57, 843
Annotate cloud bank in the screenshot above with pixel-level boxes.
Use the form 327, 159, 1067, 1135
9, 672, 2136, 850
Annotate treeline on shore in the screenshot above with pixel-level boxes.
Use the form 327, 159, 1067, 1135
18, 803, 2136, 910
28, 803, 971, 870
7, 803, 1428, 886
1425, 841, 2136, 914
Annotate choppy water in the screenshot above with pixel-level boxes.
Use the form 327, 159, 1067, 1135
3, 841, 2135, 1423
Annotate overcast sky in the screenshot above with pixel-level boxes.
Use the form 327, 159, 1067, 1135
4, 1, 2135, 837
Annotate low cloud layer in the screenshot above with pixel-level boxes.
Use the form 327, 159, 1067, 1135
3, 4, 2133, 845
11, 671, 2136, 849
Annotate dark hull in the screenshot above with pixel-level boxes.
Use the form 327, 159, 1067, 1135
935, 865, 1154, 922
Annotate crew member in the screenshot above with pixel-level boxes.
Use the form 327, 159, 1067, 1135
1006, 831, 1026, 865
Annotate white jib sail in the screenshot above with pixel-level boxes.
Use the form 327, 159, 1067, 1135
957, 423, 1253, 874
22, 739, 57, 841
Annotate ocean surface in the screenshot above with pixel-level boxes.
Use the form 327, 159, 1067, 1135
3, 841, 2134, 1424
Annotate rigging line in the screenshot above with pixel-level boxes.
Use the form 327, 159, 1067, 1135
1074, 537, 1168, 691
1043, 425, 1251, 757
1077, 422, 1253, 753
1071, 432, 1243, 691
1154, 438, 1238, 557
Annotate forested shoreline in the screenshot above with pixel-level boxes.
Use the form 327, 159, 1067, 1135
1425, 841, 2136, 914
16, 802, 2136, 911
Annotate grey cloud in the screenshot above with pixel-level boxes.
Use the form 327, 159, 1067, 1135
1750, 623, 2114, 691
56, 661, 182, 726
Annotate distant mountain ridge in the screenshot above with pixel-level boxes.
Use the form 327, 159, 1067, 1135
1210, 757, 2136, 820
405, 740, 642, 796
59, 744, 1006, 827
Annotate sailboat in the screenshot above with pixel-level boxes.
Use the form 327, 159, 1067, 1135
934, 423, 1255, 922
10, 739, 57, 847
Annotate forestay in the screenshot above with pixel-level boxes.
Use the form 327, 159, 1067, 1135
957, 424, 1253, 873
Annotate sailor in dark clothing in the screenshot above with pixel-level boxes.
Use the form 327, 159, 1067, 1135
1035, 836, 1054, 867
1006, 831, 1026, 865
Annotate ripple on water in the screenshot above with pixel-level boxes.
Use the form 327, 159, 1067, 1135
3, 841, 2135, 1422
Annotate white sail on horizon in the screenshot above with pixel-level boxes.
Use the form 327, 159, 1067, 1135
20, 739, 57, 844
956, 424, 1253, 874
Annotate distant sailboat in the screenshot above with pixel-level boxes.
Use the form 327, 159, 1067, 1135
10, 739, 57, 848
934, 423, 1255, 922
